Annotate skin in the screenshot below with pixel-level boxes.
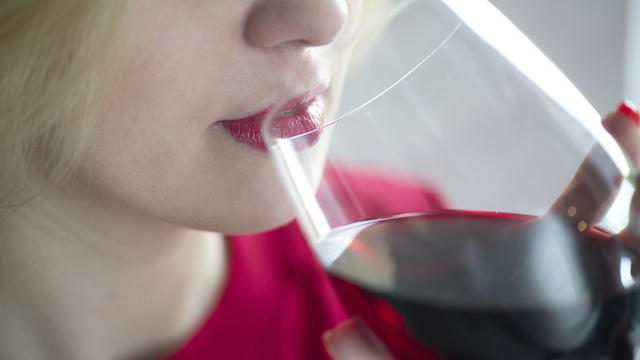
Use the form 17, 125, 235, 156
0, 0, 637, 359
0, 0, 360, 359
85, 0, 355, 235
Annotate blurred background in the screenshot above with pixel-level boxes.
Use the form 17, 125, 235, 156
490, 0, 629, 114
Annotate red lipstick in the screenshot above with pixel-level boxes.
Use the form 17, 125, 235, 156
215, 89, 325, 152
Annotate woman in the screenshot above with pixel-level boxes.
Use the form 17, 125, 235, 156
0, 0, 638, 359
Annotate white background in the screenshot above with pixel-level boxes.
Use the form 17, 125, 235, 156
490, 0, 628, 113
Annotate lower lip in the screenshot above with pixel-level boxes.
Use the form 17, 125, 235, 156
216, 97, 325, 152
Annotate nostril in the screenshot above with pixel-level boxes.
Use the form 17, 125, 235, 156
244, 0, 349, 49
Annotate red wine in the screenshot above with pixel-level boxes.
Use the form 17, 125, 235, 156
325, 210, 640, 359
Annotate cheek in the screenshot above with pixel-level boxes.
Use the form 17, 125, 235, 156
79, 61, 336, 234
83, 72, 296, 233
76, 118, 298, 233
76, 13, 293, 232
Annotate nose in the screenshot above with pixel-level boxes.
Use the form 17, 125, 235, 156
244, 0, 348, 48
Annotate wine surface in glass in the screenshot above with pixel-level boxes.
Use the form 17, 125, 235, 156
326, 211, 640, 359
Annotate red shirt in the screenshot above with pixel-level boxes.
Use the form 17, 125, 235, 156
167, 221, 346, 360
166, 168, 444, 360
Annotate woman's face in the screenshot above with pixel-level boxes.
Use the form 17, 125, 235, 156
74, 0, 361, 234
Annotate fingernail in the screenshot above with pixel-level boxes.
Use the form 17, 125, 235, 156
618, 100, 640, 126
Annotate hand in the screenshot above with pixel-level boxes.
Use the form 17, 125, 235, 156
323, 318, 394, 360
548, 102, 639, 239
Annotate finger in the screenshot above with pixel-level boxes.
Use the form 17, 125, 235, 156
548, 144, 623, 231
548, 103, 640, 229
603, 101, 640, 169
603, 102, 640, 245
323, 318, 394, 360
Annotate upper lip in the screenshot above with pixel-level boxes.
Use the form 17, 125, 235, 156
218, 86, 327, 124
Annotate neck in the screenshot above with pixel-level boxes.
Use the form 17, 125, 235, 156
0, 185, 229, 360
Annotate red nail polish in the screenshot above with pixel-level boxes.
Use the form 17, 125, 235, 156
618, 100, 640, 125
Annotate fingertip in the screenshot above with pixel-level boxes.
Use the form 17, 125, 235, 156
322, 329, 335, 360
618, 100, 640, 126
322, 329, 334, 346
602, 100, 640, 133
323, 319, 393, 360
323, 319, 357, 360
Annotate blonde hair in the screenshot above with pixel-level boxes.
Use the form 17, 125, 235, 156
350, 0, 403, 69
0, 0, 124, 211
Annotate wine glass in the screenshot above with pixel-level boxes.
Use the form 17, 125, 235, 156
263, 0, 637, 358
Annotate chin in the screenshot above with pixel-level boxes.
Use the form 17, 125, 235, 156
221, 206, 298, 235
168, 199, 298, 236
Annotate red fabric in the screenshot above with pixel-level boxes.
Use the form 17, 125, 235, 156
321, 165, 445, 222
167, 221, 346, 360
166, 168, 444, 360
